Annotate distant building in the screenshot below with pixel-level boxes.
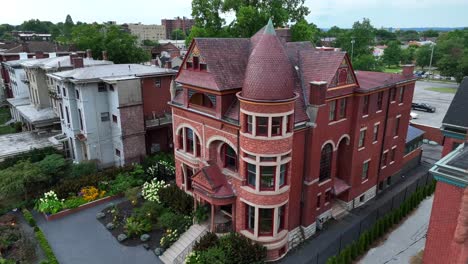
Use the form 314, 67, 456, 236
424, 77, 468, 264
158, 39, 187, 51
320, 37, 336, 47
48, 64, 176, 167
124, 23, 166, 44
161, 17, 195, 39
373, 45, 387, 57
151, 43, 181, 59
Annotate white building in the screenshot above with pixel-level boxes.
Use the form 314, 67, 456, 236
126, 23, 166, 44
48, 63, 175, 168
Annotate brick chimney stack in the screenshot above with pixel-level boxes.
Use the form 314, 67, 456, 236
165, 60, 172, 69
309, 81, 328, 105
35, 51, 44, 59
402, 64, 415, 78
73, 57, 84, 69
69, 54, 79, 65
102, 50, 108, 61
86, 49, 92, 59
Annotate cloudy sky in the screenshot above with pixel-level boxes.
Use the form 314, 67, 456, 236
2, 0, 467, 28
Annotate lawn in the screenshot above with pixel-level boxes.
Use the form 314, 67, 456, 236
0, 125, 16, 135
425, 87, 457, 94
0, 107, 11, 124
383, 67, 402, 74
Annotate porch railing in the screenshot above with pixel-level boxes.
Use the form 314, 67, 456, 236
213, 220, 233, 234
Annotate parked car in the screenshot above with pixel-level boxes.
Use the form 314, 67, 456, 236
410, 112, 419, 119
412, 102, 436, 113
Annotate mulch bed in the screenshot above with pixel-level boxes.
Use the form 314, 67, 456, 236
0, 213, 38, 263
97, 200, 164, 250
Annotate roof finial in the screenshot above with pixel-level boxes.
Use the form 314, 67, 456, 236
265, 18, 276, 35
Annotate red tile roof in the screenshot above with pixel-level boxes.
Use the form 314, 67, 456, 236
300, 50, 347, 85
354, 71, 415, 92
192, 164, 235, 199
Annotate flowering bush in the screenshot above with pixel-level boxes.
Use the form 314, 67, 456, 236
80, 186, 105, 202
147, 160, 175, 177
160, 229, 180, 248
35, 191, 63, 214
141, 179, 169, 203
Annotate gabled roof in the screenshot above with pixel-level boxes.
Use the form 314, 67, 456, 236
192, 164, 235, 199
354, 71, 416, 92
299, 50, 348, 85
443, 77, 468, 129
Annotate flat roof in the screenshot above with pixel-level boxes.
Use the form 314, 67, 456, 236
7, 97, 30, 107
16, 104, 58, 125
406, 125, 425, 143
0, 131, 60, 161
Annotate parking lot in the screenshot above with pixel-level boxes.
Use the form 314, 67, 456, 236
411, 80, 458, 128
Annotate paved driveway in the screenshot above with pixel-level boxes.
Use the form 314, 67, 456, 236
35, 199, 161, 264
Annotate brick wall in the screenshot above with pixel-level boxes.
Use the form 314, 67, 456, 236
410, 123, 444, 144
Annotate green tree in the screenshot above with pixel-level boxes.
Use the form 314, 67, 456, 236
336, 18, 375, 60
383, 41, 402, 67
20, 19, 54, 33
171, 29, 186, 40
401, 46, 418, 64
435, 29, 468, 83
396, 30, 420, 42
63, 14, 75, 39
0, 160, 46, 201
422, 29, 439, 38
375, 28, 397, 44
37, 154, 70, 181
142, 39, 159, 46
353, 54, 384, 71
291, 18, 319, 43
416, 45, 433, 70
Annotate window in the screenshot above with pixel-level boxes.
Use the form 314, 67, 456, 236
279, 164, 287, 187
112, 115, 118, 123
362, 161, 370, 180
75, 89, 80, 100
78, 109, 84, 130
373, 124, 379, 142
258, 208, 274, 236
271, 117, 282, 136
398, 87, 405, 103
256, 117, 268, 136
65, 106, 70, 124
62, 87, 67, 97
115, 149, 121, 157
155, 78, 161, 88
325, 190, 331, 203
98, 83, 106, 92
381, 152, 388, 168
247, 163, 256, 187
362, 95, 369, 115
189, 93, 214, 108
277, 205, 285, 233
200, 63, 207, 71
287, 115, 293, 133
260, 166, 275, 190
390, 87, 396, 102
329, 100, 337, 121
59, 103, 64, 119
391, 148, 396, 162
317, 194, 321, 208
394, 117, 400, 136
319, 144, 333, 182
377, 92, 383, 111
223, 144, 237, 171
247, 115, 253, 134
186, 62, 193, 69
101, 112, 110, 122
359, 130, 366, 148
193, 56, 199, 70
360, 195, 365, 203
260, 157, 276, 162
387, 176, 392, 185
57, 85, 61, 94
186, 168, 194, 190
339, 98, 347, 119
109, 84, 114, 92
246, 205, 255, 231
186, 128, 194, 154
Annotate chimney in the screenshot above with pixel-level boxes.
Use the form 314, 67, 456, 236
35, 51, 44, 59
73, 57, 84, 69
309, 81, 328, 105
21, 42, 29, 52
69, 53, 79, 65
402, 64, 415, 78
165, 60, 172, 69
102, 50, 108, 61
86, 49, 92, 59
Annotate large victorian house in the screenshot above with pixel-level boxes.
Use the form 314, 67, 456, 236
169, 20, 418, 261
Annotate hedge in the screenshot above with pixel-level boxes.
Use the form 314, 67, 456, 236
35, 228, 59, 264
326, 180, 436, 264
22, 208, 36, 227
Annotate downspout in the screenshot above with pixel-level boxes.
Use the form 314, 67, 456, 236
376, 86, 392, 196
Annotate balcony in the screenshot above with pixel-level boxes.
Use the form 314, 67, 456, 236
145, 113, 172, 128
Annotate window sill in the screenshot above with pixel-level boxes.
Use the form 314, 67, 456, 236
175, 149, 200, 163
376, 110, 383, 114
362, 179, 369, 184
241, 185, 290, 196
328, 118, 347, 126
362, 114, 369, 118
316, 207, 321, 211
389, 161, 395, 165
393, 136, 399, 139
373, 141, 378, 145
398, 103, 404, 106
318, 178, 332, 186
358, 147, 365, 152
240, 229, 288, 242
381, 166, 387, 169
391, 101, 396, 104
324, 202, 330, 206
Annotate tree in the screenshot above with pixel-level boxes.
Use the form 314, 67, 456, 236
171, 29, 186, 40
335, 18, 376, 62
71, 24, 150, 63
435, 29, 468, 83
401, 46, 417, 64
142, 39, 159, 46
0, 160, 46, 201
291, 19, 319, 43
416, 45, 433, 70
353, 54, 384, 71
382, 41, 402, 67
422, 29, 439, 38
375, 28, 397, 44
37, 154, 70, 181
63, 14, 75, 39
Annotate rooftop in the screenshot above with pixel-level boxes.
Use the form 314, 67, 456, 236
0, 131, 60, 161
16, 104, 59, 126
406, 125, 425, 144
1, 41, 73, 54
354, 71, 417, 92
21, 56, 112, 70
7, 97, 30, 107
50, 64, 177, 82
443, 77, 468, 129
430, 143, 468, 188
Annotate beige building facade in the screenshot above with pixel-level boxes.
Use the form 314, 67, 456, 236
126, 23, 166, 44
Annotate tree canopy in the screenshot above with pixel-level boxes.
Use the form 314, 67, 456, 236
382, 41, 402, 67
435, 29, 468, 82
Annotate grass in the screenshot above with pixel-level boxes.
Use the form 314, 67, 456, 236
383, 67, 402, 74
35, 228, 59, 264
425, 87, 457, 94
0, 125, 16, 135
0, 107, 12, 124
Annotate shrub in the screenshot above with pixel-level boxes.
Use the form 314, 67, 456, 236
80, 186, 105, 202
159, 184, 193, 215
124, 216, 152, 237
158, 211, 191, 231
108, 173, 143, 196
326, 256, 337, 264
141, 178, 168, 203
35, 191, 63, 214
22, 208, 36, 227
196, 246, 226, 263
134, 201, 165, 224
0, 258, 16, 264
14, 122, 22, 132
0, 147, 59, 170
194, 204, 209, 223
125, 186, 141, 205
193, 232, 219, 251
70, 161, 98, 178
160, 229, 180, 249
35, 228, 58, 264
218, 232, 266, 264
63, 196, 86, 209
351, 242, 358, 260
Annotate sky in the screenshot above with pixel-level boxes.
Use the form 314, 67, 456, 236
1, 0, 467, 29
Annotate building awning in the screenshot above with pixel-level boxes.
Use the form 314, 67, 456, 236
333, 178, 351, 195
192, 164, 236, 205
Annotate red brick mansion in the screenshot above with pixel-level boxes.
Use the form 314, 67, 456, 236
169, 20, 418, 261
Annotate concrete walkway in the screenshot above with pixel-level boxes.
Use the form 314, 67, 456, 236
360, 196, 433, 264
35, 199, 161, 264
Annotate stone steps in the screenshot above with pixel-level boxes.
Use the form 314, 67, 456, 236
331, 201, 348, 220
159, 224, 208, 264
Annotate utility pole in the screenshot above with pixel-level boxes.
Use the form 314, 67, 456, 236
351, 38, 356, 62
428, 43, 435, 76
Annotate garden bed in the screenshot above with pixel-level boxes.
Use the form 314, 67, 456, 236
0, 213, 40, 263
43, 195, 121, 221
97, 199, 164, 250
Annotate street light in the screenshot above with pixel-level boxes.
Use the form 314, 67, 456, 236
428, 43, 435, 76
351, 39, 356, 62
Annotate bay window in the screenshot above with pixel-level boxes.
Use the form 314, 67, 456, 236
244, 154, 290, 191
260, 166, 275, 190
247, 163, 256, 187
271, 117, 282, 136
259, 208, 274, 236
223, 144, 237, 171
244, 204, 287, 237
256, 117, 268, 136
279, 164, 287, 187
246, 205, 255, 232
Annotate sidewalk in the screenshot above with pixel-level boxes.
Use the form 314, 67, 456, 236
278, 162, 432, 264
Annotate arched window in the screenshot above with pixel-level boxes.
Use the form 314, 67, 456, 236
178, 127, 201, 157
319, 143, 333, 182
189, 93, 214, 108
222, 144, 237, 171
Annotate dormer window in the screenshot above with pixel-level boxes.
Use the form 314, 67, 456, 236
193, 56, 199, 70
186, 62, 193, 69
200, 63, 207, 71
188, 91, 215, 110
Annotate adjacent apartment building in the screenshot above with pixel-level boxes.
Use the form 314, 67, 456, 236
48, 63, 176, 167
424, 77, 468, 264
124, 23, 166, 44
169, 20, 418, 260
161, 17, 195, 39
